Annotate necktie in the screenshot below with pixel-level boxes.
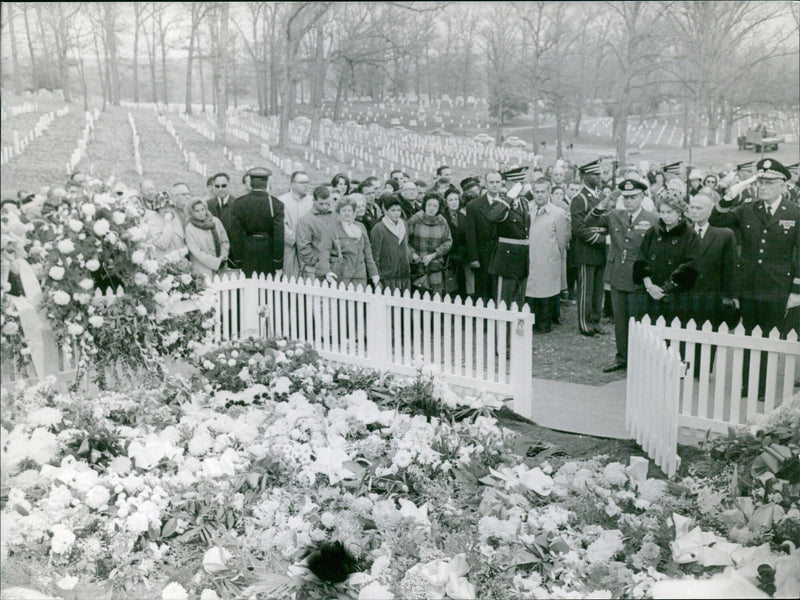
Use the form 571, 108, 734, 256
628, 214, 633, 227
696, 226, 704, 239
537, 207, 546, 217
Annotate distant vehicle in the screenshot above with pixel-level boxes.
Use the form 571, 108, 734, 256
390, 118, 401, 126
504, 136, 527, 148
737, 127, 782, 152
429, 128, 453, 137
391, 125, 409, 132
474, 133, 495, 144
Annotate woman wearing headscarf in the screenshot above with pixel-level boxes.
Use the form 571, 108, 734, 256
142, 191, 187, 263
370, 194, 412, 292
633, 187, 699, 324
407, 192, 452, 295
319, 196, 379, 289
184, 197, 230, 278
442, 187, 467, 297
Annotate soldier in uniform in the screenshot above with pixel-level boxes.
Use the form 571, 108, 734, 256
229, 167, 285, 278
487, 167, 531, 309
586, 178, 658, 371
714, 158, 800, 398
570, 160, 607, 336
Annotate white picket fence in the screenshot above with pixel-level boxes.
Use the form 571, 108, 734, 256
626, 319, 684, 477
209, 273, 535, 417
627, 316, 800, 476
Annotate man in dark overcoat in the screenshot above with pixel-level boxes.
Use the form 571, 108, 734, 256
465, 171, 503, 303
229, 167, 285, 278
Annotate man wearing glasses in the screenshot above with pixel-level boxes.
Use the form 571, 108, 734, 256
206, 173, 237, 266
278, 171, 314, 279
712, 158, 800, 398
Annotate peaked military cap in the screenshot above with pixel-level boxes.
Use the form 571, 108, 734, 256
460, 176, 481, 191
578, 159, 602, 175
242, 166, 272, 184
756, 158, 791, 181
617, 178, 648, 195
500, 166, 529, 182
736, 161, 754, 171
786, 162, 799, 178
662, 161, 682, 175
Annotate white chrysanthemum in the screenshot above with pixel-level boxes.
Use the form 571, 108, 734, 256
143, 259, 159, 274
27, 407, 63, 428
602, 462, 629, 487
67, 323, 84, 336
57, 239, 75, 254
131, 249, 146, 265
85, 258, 100, 272
2, 321, 19, 336
81, 203, 97, 218
48, 266, 65, 281
112, 211, 126, 225
127, 225, 147, 242
78, 278, 94, 290
68, 219, 83, 232
50, 523, 77, 554
180, 273, 193, 285
92, 218, 110, 236
85, 485, 111, 510
585, 529, 624, 565
88, 315, 104, 328
161, 582, 189, 600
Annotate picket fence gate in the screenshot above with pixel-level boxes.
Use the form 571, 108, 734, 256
627, 315, 800, 477
626, 319, 684, 478
210, 273, 535, 418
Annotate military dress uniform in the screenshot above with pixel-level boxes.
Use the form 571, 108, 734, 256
586, 179, 657, 368
487, 192, 531, 309
712, 159, 800, 397
570, 160, 607, 335
229, 168, 285, 277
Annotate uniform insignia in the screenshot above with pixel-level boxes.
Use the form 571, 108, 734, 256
764, 160, 772, 169
780, 219, 795, 229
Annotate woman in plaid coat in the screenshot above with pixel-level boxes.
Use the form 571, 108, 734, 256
407, 193, 452, 295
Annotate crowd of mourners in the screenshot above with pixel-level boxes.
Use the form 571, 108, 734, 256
2, 153, 799, 390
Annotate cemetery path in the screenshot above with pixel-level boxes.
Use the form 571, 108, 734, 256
530, 377, 629, 439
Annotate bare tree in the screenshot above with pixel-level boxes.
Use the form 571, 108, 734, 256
21, 4, 38, 89
482, 4, 523, 142
6, 3, 24, 95
183, 2, 210, 114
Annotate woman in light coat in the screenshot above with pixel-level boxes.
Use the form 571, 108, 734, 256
184, 197, 230, 279
319, 196, 380, 289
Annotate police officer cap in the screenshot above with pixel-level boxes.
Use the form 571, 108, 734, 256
242, 166, 272, 184
500, 166, 529, 182
617, 178, 647, 195
755, 158, 790, 181
460, 177, 480, 191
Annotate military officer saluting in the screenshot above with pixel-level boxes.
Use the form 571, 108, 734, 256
229, 167, 285, 278
586, 178, 658, 372
712, 158, 800, 398
487, 167, 531, 309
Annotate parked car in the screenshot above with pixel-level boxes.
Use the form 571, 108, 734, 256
429, 128, 453, 137
474, 133, 495, 144
504, 136, 527, 148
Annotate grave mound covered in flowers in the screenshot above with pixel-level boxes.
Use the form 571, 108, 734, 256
1, 333, 798, 599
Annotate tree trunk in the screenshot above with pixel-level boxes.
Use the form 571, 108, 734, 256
56, 4, 71, 102
185, 8, 196, 114
333, 70, 345, 122
22, 5, 38, 89
74, 48, 89, 112
133, 3, 140, 103
7, 3, 24, 95
198, 54, 206, 112
309, 22, 325, 143
160, 31, 169, 106
531, 93, 539, 150
723, 104, 735, 145
555, 106, 564, 159
93, 21, 107, 110
216, 2, 229, 143
106, 5, 120, 105
34, 5, 53, 89
232, 39, 238, 109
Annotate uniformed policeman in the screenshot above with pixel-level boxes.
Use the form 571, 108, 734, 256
487, 167, 531, 309
229, 167, 285, 278
714, 158, 800, 398
570, 159, 608, 336
586, 178, 658, 371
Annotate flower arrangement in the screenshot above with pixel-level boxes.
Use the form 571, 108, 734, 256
3, 341, 799, 599
24, 183, 215, 386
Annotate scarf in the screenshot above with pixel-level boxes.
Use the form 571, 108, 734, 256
420, 212, 441, 227
382, 214, 406, 243
190, 214, 221, 257
341, 220, 362, 239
